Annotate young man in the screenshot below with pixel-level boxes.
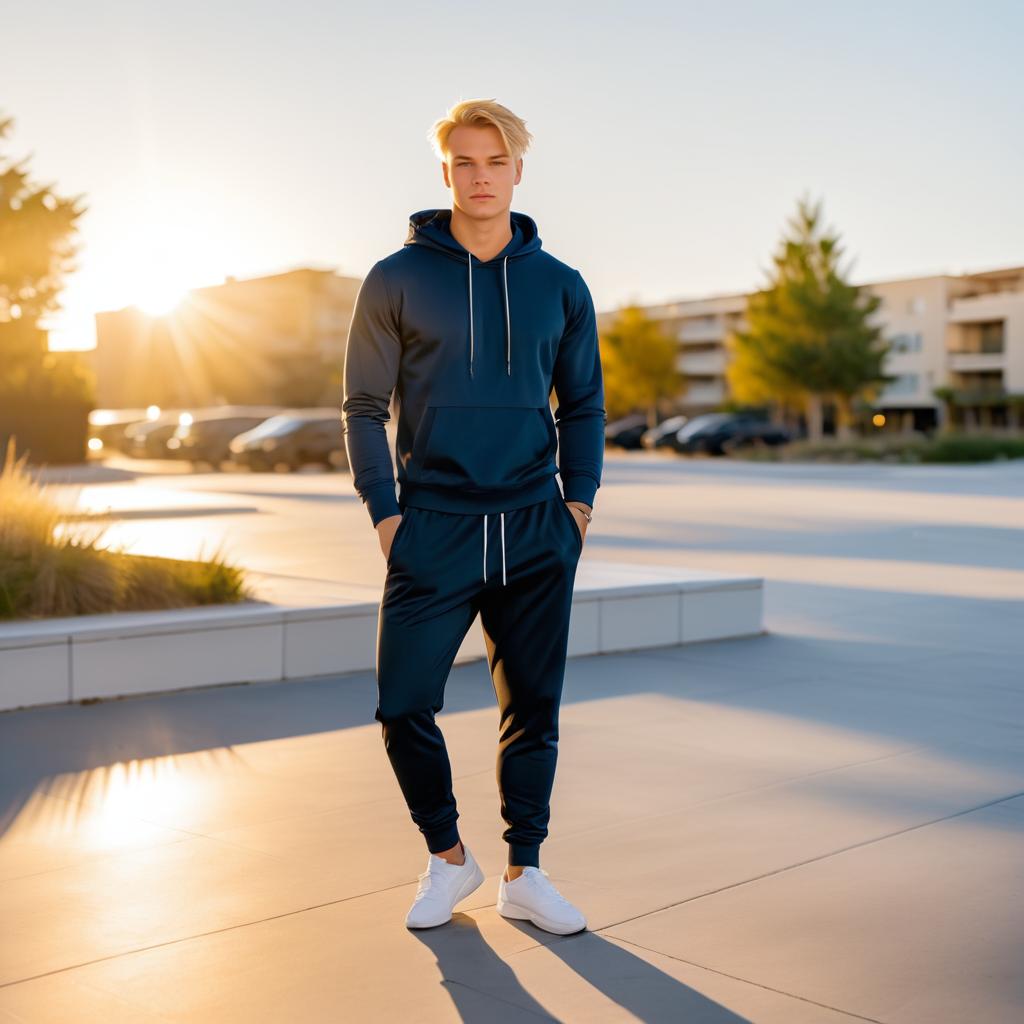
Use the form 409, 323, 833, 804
341, 99, 605, 934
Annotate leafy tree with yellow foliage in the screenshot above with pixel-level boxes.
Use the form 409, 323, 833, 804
599, 304, 686, 426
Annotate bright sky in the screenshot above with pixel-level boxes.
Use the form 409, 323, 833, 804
7, 0, 1022, 350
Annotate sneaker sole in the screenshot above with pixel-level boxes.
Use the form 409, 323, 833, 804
496, 895, 587, 935
406, 862, 486, 929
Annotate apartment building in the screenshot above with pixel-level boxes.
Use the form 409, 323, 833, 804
599, 265, 1024, 432
94, 268, 362, 409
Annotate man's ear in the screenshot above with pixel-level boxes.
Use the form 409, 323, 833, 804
441, 161, 451, 188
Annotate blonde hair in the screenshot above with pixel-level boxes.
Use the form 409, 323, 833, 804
428, 98, 533, 162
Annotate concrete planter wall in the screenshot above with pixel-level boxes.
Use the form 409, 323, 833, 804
0, 562, 763, 713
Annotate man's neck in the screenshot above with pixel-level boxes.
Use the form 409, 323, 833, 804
449, 206, 513, 262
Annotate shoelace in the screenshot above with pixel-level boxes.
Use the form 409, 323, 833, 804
412, 855, 452, 901
412, 871, 434, 902
522, 868, 574, 908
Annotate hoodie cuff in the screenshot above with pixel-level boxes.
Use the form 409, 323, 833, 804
561, 475, 599, 509
363, 482, 402, 526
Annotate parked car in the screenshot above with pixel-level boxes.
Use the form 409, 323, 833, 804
605, 413, 650, 450
165, 406, 282, 468
229, 409, 347, 471
124, 412, 191, 458
88, 408, 157, 455
671, 413, 791, 456
641, 415, 689, 450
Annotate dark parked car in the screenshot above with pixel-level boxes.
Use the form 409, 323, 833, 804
229, 409, 348, 471
641, 415, 689, 450
605, 413, 651, 450
165, 406, 282, 469
671, 413, 791, 456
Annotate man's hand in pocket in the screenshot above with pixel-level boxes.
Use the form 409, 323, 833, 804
566, 503, 590, 545
377, 514, 403, 561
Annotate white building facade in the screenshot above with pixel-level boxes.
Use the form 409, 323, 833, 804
600, 265, 1024, 431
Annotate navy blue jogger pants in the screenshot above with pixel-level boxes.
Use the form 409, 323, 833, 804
374, 492, 584, 868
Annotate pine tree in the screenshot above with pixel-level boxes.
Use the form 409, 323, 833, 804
729, 194, 892, 441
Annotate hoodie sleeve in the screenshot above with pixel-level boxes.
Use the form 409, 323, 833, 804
552, 270, 607, 508
341, 261, 403, 526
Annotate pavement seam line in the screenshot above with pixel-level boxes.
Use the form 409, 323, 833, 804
594, 787, 1024, 934
0, 876, 433, 990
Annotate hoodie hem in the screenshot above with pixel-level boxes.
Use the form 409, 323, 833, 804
399, 475, 561, 515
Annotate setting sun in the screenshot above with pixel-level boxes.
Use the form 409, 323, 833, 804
132, 282, 190, 317
123, 232, 200, 317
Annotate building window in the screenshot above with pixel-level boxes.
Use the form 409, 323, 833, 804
906, 296, 926, 315
978, 321, 1005, 353
890, 332, 923, 353
882, 373, 919, 397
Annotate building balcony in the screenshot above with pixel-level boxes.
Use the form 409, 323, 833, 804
678, 349, 727, 374
681, 381, 726, 406
944, 387, 1011, 406
947, 351, 1005, 373
677, 323, 725, 344
948, 292, 1024, 323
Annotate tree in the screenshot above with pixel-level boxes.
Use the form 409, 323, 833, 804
729, 194, 892, 441
0, 112, 88, 384
600, 304, 686, 426
0, 111, 93, 464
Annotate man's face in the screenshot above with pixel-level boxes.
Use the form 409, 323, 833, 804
443, 124, 522, 219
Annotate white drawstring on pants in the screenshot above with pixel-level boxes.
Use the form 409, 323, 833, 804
483, 513, 507, 586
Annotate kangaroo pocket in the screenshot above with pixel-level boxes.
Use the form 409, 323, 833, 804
410, 405, 555, 492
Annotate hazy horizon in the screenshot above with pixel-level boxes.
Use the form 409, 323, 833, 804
6, 0, 1022, 350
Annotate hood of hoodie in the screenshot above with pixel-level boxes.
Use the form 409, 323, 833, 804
403, 208, 543, 379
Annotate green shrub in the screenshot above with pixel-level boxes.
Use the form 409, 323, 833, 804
917, 434, 1024, 463
733, 432, 1024, 464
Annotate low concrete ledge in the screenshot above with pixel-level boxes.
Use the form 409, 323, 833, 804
0, 561, 763, 712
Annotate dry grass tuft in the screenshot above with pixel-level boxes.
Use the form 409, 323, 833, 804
0, 437, 255, 621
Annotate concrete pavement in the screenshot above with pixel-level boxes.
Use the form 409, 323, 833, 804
1, 454, 1022, 1022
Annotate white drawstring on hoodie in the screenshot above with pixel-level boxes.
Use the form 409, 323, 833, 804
467, 253, 512, 380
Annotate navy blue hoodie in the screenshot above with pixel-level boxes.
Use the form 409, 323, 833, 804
341, 208, 606, 525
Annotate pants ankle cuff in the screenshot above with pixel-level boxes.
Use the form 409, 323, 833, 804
508, 843, 540, 868
426, 822, 461, 854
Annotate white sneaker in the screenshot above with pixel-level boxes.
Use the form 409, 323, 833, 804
405, 843, 486, 929
496, 866, 587, 935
